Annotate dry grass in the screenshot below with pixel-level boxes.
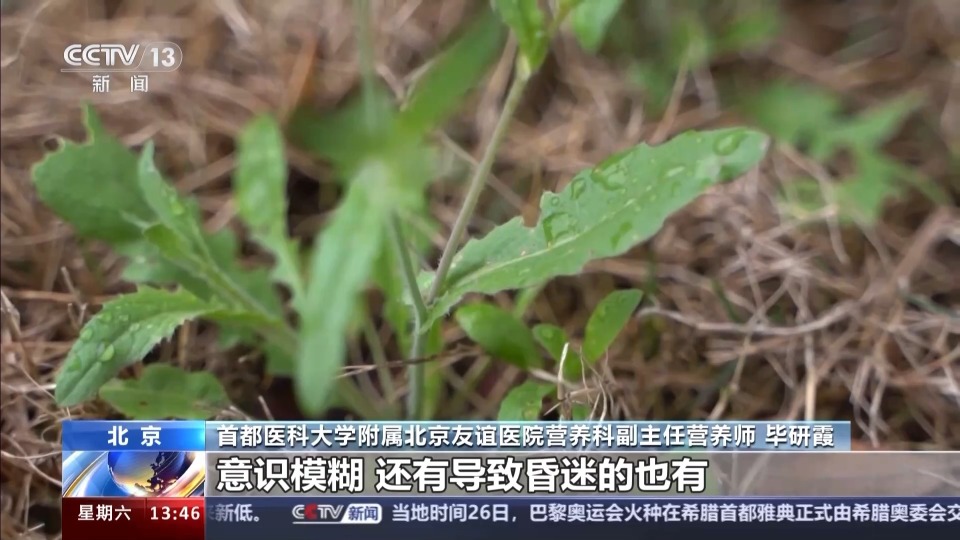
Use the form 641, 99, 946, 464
1, 0, 958, 537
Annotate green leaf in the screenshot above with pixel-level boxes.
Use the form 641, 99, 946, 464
532, 323, 568, 362
99, 364, 229, 419
833, 153, 903, 224
117, 240, 217, 300
372, 244, 413, 352
31, 105, 154, 243
373, 213, 438, 352
741, 82, 842, 148
571, 403, 592, 420
455, 303, 541, 369
420, 128, 768, 328
141, 221, 280, 323
570, 0, 623, 53
498, 380, 554, 420
582, 289, 642, 364
136, 143, 210, 257
628, 60, 676, 114
55, 287, 219, 407
671, 11, 713, 67
288, 92, 436, 199
235, 115, 305, 304
778, 178, 828, 220
296, 163, 390, 414
287, 87, 397, 180
264, 343, 296, 376
715, 3, 779, 53
813, 94, 920, 159
493, 0, 549, 74
118, 215, 286, 364
398, 8, 506, 138
421, 320, 447, 419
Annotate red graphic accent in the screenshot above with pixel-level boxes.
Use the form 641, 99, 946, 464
62, 497, 204, 540
62, 497, 143, 540
143, 497, 205, 540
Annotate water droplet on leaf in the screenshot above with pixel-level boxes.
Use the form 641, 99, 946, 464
570, 178, 587, 200
611, 221, 632, 250
593, 169, 626, 192
664, 166, 687, 180
714, 132, 746, 156
99, 344, 116, 363
542, 212, 577, 245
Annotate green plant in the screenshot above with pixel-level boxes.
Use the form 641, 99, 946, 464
611, 0, 781, 114
35, 1, 767, 421
492, 289, 643, 421
740, 81, 944, 224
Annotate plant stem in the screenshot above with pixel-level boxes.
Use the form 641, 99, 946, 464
363, 313, 396, 403
386, 215, 430, 419
424, 72, 530, 306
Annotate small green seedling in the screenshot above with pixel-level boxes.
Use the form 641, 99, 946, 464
33, 3, 767, 420
742, 82, 944, 224
623, 0, 781, 114
493, 289, 644, 421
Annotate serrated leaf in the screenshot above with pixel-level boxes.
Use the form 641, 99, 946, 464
493, 0, 549, 74
455, 303, 541, 369
741, 81, 843, 148
142, 219, 280, 325
833, 153, 903, 224
814, 94, 920, 159
235, 115, 305, 304
287, 87, 397, 180
99, 364, 229, 419
141, 224, 211, 279
31, 105, 154, 243
296, 163, 390, 414
420, 128, 768, 328
570, 0, 623, 53
117, 240, 216, 300
55, 287, 219, 407
398, 8, 506, 138
532, 323, 568, 362
137, 149, 274, 314
498, 380, 554, 420
583, 289, 642, 364
137, 143, 210, 258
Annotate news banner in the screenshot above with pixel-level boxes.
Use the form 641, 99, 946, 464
61, 420, 959, 539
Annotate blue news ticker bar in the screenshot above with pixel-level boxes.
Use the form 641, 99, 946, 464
62, 420, 206, 451
204, 496, 960, 540
60, 421, 852, 452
